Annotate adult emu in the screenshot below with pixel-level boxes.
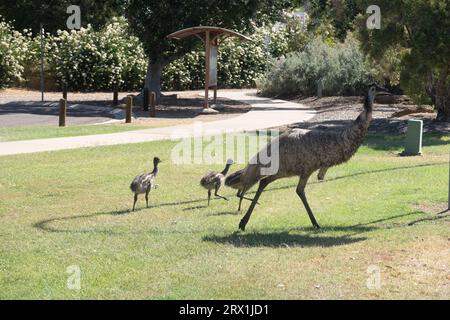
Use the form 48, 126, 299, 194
226, 84, 381, 231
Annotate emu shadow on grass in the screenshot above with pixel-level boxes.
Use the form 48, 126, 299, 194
201, 210, 438, 248
203, 232, 366, 248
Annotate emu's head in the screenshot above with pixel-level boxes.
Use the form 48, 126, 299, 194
226, 159, 234, 166
367, 83, 388, 106
153, 157, 162, 166
367, 84, 377, 106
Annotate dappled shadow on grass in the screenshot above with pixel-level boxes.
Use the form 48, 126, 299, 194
182, 198, 230, 211
407, 211, 449, 226
203, 231, 366, 248
183, 205, 208, 211
33, 209, 137, 234
33, 196, 209, 234
207, 210, 240, 216
146, 197, 206, 209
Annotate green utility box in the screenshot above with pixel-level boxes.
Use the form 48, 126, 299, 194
401, 119, 423, 156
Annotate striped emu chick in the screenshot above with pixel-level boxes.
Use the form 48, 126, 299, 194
225, 169, 260, 211
200, 159, 234, 206
130, 157, 161, 211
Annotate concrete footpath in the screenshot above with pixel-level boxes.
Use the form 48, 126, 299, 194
0, 90, 315, 156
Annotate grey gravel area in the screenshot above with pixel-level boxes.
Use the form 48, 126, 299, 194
288, 96, 450, 134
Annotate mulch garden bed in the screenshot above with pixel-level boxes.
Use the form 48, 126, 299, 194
288, 96, 450, 135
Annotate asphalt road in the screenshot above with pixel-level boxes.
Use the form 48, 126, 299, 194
0, 102, 114, 127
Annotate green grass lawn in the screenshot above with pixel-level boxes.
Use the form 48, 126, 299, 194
0, 133, 449, 299
0, 124, 153, 142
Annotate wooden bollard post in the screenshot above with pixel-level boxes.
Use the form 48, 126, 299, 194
316, 78, 323, 98
59, 98, 66, 127
113, 86, 119, 106
149, 92, 156, 118
143, 87, 149, 111
62, 83, 68, 100
125, 96, 133, 123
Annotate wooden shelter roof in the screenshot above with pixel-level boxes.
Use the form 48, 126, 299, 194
167, 26, 251, 41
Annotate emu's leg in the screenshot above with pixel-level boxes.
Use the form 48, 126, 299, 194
317, 167, 329, 181
132, 194, 138, 212
207, 190, 211, 206
214, 186, 228, 201
237, 190, 243, 211
239, 178, 272, 231
296, 175, 320, 229
237, 188, 260, 211
145, 188, 151, 208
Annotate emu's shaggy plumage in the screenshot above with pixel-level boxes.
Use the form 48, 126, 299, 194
227, 84, 381, 231
200, 159, 233, 206
130, 157, 161, 211
200, 172, 226, 190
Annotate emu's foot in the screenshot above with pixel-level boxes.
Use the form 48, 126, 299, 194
238, 220, 247, 231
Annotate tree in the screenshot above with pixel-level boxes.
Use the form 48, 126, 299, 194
305, 0, 450, 121
355, 0, 450, 121
0, 0, 126, 34
304, 0, 450, 121
125, 0, 292, 99
301, 0, 359, 40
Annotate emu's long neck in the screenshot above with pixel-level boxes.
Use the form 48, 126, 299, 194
221, 163, 232, 176
340, 94, 373, 158
354, 93, 373, 131
152, 163, 159, 176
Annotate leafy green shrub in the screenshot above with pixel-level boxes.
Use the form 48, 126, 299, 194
46, 17, 147, 91
1, 15, 330, 93
0, 18, 31, 88
257, 35, 374, 97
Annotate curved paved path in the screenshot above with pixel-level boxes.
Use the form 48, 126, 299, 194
0, 90, 315, 156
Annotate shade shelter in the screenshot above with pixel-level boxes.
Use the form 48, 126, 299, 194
167, 26, 251, 111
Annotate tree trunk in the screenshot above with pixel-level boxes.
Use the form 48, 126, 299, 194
144, 60, 164, 102
435, 65, 450, 122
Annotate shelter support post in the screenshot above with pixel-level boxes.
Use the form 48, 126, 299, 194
204, 31, 211, 109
